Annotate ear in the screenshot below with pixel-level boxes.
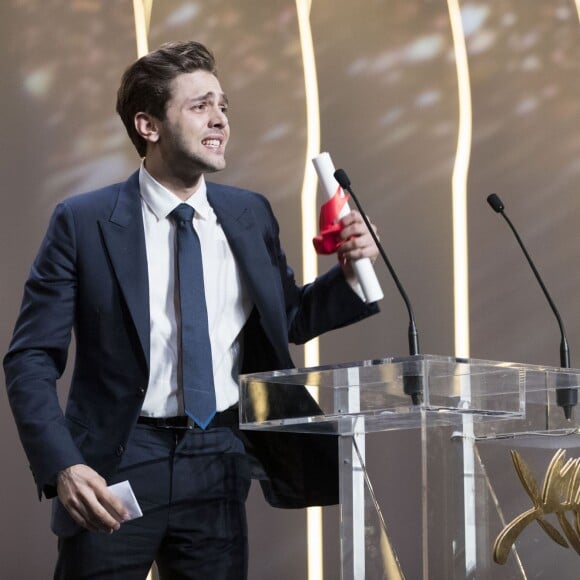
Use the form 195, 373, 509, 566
134, 112, 160, 144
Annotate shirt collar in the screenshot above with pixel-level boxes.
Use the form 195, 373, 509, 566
139, 162, 211, 220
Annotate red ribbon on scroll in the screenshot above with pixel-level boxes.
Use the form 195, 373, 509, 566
312, 186, 350, 255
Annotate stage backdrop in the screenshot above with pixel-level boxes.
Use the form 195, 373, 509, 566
1, 1, 579, 578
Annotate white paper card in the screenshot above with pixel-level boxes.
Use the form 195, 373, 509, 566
108, 480, 143, 520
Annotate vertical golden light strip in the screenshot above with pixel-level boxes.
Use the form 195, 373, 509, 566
296, 0, 321, 363
295, 2, 323, 580
447, 0, 472, 359
447, 2, 477, 576
133, 0, 153, 57
575, 1, 580, 22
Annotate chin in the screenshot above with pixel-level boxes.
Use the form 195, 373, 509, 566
203, 158, 226, 173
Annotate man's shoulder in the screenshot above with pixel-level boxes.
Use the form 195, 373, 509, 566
59, 171, 139, 213
64, 182, 122, 205
206, 181, 272, 213
206, 181, 265, 200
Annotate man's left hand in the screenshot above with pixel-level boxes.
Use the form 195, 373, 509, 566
336, 211, 380, 282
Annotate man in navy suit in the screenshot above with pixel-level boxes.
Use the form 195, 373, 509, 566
4, 41, 379, 579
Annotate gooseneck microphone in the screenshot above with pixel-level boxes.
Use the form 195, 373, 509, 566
487, 193, 576, 420
334, 168, 422, 404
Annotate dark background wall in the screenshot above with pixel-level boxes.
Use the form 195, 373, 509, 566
1, 1, 579, 578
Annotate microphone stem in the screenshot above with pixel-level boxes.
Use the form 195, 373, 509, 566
500, 209, 575, 420
500, 211, 569, 362
408, 320, 420, 357
343, 185, 419, 356
560, 337, 570, 369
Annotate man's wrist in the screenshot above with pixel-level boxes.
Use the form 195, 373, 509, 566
56, 463, 87, 484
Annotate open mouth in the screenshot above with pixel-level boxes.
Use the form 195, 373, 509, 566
202, 138, 222, 150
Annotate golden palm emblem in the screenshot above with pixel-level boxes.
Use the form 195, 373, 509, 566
493, 448, 580, 564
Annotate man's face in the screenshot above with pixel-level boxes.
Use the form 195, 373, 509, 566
157, 70, 230, 178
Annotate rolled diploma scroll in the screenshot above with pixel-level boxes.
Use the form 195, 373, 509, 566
312, 152, 384, 303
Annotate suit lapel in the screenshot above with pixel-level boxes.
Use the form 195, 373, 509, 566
99, 171, 150, 369
207, 184, 288, 359
95, 177, 289, 373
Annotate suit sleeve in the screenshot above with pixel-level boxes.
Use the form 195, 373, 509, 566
4, 202, 86, 498
256, 195, 379, 345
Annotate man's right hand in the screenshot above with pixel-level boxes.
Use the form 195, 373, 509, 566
56, 464, 129, 533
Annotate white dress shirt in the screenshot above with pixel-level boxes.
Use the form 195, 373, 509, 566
138, 164, 253, 417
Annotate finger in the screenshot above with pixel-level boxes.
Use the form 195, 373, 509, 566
339, 227, 363, 242
341, 248, 372, 262
338, 210, 361, 227
340, 220, 374, 241
81, 497, 123, 532
97, 489, 129, 523
338, 244, 373, 262
341, 211, 377, 234
65, 503, 100, 532
66, 498, 111, 532
339, 233, 374, 252
57, 464, 124, 532
338, 231, 379, 266
66, 489, 123, 532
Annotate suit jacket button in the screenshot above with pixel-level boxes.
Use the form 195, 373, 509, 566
138, 387, 146, 396
116, 444, 125, 456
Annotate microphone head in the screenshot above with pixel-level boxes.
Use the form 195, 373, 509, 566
334, 168, 351, 189
487, 193, 505, 213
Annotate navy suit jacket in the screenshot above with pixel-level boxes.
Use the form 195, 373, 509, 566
4, 170, 378, 509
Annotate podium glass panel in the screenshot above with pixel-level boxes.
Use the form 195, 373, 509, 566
240, 355, 580, 579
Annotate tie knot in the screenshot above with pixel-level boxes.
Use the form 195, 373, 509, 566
170, 203, 195, 225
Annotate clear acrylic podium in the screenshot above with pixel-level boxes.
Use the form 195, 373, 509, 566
239, 355, 580, 579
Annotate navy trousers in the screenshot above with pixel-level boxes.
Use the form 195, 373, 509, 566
54, 424, 251, 580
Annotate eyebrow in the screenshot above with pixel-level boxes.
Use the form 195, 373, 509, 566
187, 92, 229, 106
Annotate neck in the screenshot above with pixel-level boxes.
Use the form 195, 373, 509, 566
143, 157, 203, 201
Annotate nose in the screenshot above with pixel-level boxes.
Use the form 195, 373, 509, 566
209, 105, 228, 128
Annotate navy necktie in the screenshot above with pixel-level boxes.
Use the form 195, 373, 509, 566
170, 204, 216, 429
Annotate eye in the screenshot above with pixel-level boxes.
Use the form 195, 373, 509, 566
219, 104, 229, 115
192, 102, 207, 111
